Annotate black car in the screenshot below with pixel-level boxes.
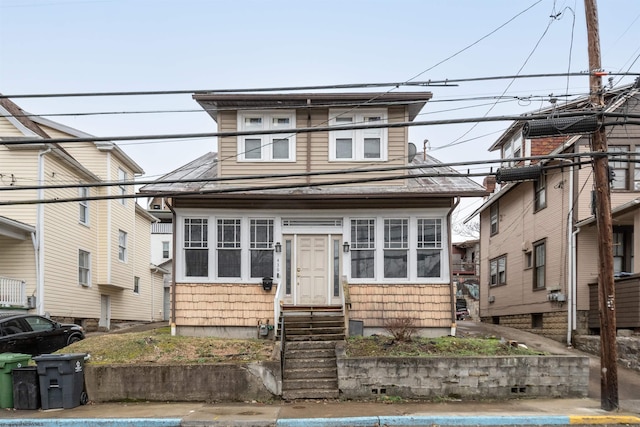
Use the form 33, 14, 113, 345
0, 313, 84, 355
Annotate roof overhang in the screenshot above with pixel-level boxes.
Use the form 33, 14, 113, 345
576, 198, 640, 228
193, 92, 433, 123
0, 216, 35, 240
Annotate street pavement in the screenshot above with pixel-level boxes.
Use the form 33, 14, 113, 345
1, 321, 638, 426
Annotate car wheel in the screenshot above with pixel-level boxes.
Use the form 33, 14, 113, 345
67, 335, 82, 345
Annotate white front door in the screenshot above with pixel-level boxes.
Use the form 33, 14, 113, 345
99, 294, 111, 330
296, 235, 329, 305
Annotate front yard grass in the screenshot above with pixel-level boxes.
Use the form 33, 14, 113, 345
63, 326, 543, 365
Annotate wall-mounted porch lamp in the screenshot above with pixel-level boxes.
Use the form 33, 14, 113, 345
343, 242, 350, 253
274, 242, 282, 253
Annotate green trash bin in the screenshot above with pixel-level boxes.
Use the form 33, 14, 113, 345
0, 353, 31, 409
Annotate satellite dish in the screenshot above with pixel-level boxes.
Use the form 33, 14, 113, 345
408, 143, 417, 162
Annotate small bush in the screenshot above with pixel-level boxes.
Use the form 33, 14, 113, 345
383, 317, 416, 342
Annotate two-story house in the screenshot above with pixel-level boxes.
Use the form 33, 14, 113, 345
0, 96, 165, 330
141, 92, 487, 339
471, 82, 640, 343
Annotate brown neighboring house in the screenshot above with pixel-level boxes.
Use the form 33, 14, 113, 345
140, 92, 487, 339
470, 82, 640, 343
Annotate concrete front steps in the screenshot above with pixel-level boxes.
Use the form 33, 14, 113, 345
280, 305, 345, 400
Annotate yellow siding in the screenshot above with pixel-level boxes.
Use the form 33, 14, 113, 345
174, 284, 274, 327
0, 116, 26, 136
0, 146, 39, 225
348, 284, 451, 328
0, 236, 37, 297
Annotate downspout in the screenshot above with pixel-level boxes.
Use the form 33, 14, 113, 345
166, 198, 177, 336
36, 147, 51, 315
448, 197, 461, 336
567, 162, 575, 346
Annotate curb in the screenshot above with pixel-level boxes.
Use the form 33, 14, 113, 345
0, 420, 182, 427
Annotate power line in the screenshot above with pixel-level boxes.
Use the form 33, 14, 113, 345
3, 110, 630, 146
2, 73, 638, 100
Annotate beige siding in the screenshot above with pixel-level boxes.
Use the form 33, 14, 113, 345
575, 225, 598, 311
0, 116, 27, 136
174, 283, 274, 327
41, 154, 101, 318
217, 107, 408, 186
0, 236, 37, 297
349, 284, 451, 328
480, 167, 571, 318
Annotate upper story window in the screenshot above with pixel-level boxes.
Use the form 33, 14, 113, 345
534, 174, 546, 212
133, 276, 140, 294
609, 145, 630, 190
613, 226, 633, 274
490, 203, 499, 236
79, 187, 89, 225
329, 109, 387, 161
503, 132, 523, 166
238, 111, 296, 162
489, 255, 506, 287
118, 168, 127, 205
118, 230, 128, 262
78, 249, 91, 287
533, 240, 546, 290
162, 241, 170, 259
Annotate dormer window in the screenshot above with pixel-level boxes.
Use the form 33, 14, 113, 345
503, 132, 523, 166
238, 111, 296, 162
329, 109, 387, 161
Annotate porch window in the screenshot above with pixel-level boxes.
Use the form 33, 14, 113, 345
384, 219, 408, 278
78, 250, 91, 286
184, 218, 208, 277
285, 240, 292, 295
417, 218, 442, 278
533, 240, 546, 290
217, 219, 241, 278
351, 219, 375, 278
333, 239, 341, 297
250, 219, 274, 278
490, 255, 506, 287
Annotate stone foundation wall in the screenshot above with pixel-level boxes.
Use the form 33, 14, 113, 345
481, 311, 570, 343
574, 335, 640, 372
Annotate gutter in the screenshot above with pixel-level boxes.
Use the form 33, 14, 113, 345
448, 196, 461, 336
36, 147, 51, 315
166, 198, 177, 336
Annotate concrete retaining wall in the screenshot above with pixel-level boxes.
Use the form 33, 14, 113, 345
83, 354, 588, 403
84, 361, 281, 402
336, 344, 589, 400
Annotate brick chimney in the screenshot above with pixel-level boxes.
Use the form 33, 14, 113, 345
483, 176, 497, 194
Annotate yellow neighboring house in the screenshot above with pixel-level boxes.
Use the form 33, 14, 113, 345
0, 96, 165, 330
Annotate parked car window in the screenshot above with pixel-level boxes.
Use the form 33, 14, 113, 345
2, 319, 24, 335
24, 316, 55, 332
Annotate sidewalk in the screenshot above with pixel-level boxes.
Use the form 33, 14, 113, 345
2, 398, 639, 426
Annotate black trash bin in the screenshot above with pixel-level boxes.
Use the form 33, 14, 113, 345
33, 353, 88, 410
12, 366, 40, 410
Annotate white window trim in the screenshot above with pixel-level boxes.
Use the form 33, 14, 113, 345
329, 109, 388, 162
79, 249, 91, 287
237, 110, 296, 162
79, 187, 89, 225
345, 213, 448, 284
118, 230, 128, 262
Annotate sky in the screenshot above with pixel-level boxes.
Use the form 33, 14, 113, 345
1, 0, 639, 240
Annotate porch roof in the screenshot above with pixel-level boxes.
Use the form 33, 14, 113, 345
0, 216, 35, 240
576, 197, 640, 228
139, 152, 488, 199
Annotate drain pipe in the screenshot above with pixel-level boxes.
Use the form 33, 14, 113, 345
35, 147, 51, 315
566, 161, 576, 346
448, 197, 461, 337
166, 198, 178, 336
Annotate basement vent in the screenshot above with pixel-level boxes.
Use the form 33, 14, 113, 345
282, 218, 343, 227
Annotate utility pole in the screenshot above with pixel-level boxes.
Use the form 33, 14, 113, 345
584, 0, 618, 411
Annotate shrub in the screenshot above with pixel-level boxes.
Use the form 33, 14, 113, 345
383, 317, 416, 342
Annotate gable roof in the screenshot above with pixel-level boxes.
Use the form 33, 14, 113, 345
139, 151, 487, 198
193, 92, 433, 123
0, 95, 144, 176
